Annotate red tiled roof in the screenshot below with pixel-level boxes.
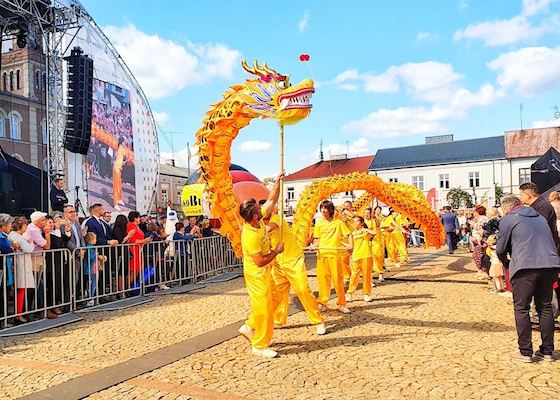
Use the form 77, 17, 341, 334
505, 127, 560, 159
284, 155, 375, 182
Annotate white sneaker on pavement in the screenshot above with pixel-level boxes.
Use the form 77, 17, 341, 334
86, 300, 94, 307
363, 295, 373, 302
316, 322, 326, 335
394, 263, 401, 269
378, 274, 385, 282
252, 347, 278, 358
238, 324, 253, 341
338, 305, 351, 314
159, 284, 170, 290
345, 293, 354, 302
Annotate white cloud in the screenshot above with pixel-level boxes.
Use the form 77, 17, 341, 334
416, 32, 432, 41
152, 111, 170, 126
103, 24, 241, 100
301, 138, 371, 161
239, 140, 272, 152
298, 13, 309, 33
454, 1, 560, 47
333, 62, 463, 102
522, 0, 554, 16
488, 46, 560, 96
532, 118, 560, 128
341, 105, 454, 138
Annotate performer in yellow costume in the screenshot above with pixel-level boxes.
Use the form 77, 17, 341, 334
364, 207, 385, 281
112, 138, 127, 211
261, 204, 326, 335
312, 200, 352, 314
380, 208, 401, 268
345, 216, 375, 302
237, 178, 284, 358
393, 211, 410, 263
339, 201, 355, 282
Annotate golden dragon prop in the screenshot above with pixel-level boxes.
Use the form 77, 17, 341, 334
293, 173, 445, 248
195, 60, 314, 257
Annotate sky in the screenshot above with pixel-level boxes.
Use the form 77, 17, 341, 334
82, 0, 560, 179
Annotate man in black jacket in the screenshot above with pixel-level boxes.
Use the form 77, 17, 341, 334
49, 178, 68, 212
497, 195, 560, 363
520, 182, 560, 251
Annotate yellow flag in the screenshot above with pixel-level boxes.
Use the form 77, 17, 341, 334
181, 184, 204, 216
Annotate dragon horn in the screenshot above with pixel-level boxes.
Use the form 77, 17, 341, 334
261, 62, 277, 75
241, 59, 266, 77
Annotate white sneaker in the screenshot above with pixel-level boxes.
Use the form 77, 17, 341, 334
345, 293, 354, 302
315, 322, 326, 335
363, 295, 373, 302
394, 263, 401, 269
159, 284, 170, 290
252, 347, 278, 358
238, 324, 253, 341
338, 305, 351, 314
378, 275, 385, 282
371, 281, 377, 288
86, 300, 95, 307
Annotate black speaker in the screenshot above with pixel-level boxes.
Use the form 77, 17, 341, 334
64, 47, 93, 155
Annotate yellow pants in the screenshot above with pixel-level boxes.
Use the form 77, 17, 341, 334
371, 237, 385, 273
272, 257, 323, 326
342, 252, 351, 281
348, 258, 372, 295
391, 231, 408, 262
383, 232, 399, 263
317, 255, 346, 306
244, 263, 280, 349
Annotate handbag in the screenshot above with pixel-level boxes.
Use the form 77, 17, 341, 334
32, 253, 44, 273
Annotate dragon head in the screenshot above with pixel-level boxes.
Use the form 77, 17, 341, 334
238, 59, 314, 126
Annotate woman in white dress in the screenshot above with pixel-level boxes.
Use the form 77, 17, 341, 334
8, 217, 36, 324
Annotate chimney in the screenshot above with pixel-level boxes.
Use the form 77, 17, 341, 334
164, 159, 175, 167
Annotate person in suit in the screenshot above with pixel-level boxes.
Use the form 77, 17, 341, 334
85, 204, 118, 297
441, 205, 459, 254
49, 178, 68, 213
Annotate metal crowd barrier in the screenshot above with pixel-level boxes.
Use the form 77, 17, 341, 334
0, 235, 241, 330
0, 248, 73, 328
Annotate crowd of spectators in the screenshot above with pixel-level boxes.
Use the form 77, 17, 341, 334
0, 202, 218, 329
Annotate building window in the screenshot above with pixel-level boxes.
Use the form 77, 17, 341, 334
41, 119, 47, 144
161, 183, 169, 203
2, 73, 6, 91
9, 112, 21, 140
42, 158, 49, 172
439, 173, 450, 189
468, 171, 480, 188
519, 168, 531, 184
35, 71, 40, 90
9, 71, 13, 91
177, 189, 182, 204
11, 153, 24, 162
412, 176, 424, 190
0, 113, 4, 138
287, 187, 295, 200
389, 178, 398, 183
16, 70, 20, 90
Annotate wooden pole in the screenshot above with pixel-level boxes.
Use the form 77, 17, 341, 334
279, 124, 285, 234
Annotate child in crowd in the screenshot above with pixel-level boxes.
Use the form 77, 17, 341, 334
486, 235, 505, 293
346, 216, 374, 303
83, 232, 106, 306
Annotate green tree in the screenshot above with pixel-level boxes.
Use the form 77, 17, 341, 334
494, 184, 504, 205
446, 187, 474, 209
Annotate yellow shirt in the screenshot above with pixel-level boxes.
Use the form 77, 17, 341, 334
380, 215, 396, 229
313, 218, 351, 257
269, 214, 301, 263
351, 229, 372, 261
364, 218, 376, 232
241, 220, 271, 271
395, 214, 408, 226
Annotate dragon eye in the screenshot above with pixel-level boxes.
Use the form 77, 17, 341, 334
277, 80, 287, 89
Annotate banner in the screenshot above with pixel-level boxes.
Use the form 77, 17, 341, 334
181, 184, 204, 216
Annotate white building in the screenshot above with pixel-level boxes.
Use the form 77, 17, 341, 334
283, 154, 375, 212
369, 129, 560, 208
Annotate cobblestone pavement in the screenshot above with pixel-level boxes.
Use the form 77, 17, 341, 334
3, 248, 560, 400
